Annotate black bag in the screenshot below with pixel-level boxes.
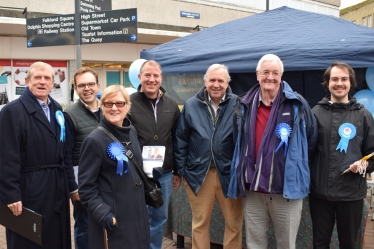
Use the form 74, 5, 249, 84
97, 126, 164, 209
143, 178, 163, 208
125, 150, 164, 209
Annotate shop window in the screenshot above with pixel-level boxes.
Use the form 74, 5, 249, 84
123, 71, 132, 88
106, 71, 121, 87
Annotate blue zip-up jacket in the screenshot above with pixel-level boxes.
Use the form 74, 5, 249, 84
228, 82, 317, 200
174, 86, 238, 197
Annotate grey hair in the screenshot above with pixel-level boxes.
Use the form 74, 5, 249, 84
256, 54, 284, 73
203, 64, 231, 82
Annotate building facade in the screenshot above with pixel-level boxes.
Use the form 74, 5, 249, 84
340, 0, 374, 27
0, 0, 340, 106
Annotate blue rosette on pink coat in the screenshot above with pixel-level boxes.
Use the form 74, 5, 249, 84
275, 123, 292, 157
107, 142, 128, 176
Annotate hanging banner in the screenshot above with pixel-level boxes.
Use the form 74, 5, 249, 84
162, 74, 204, 104
12, 60, 69, 105
0, 60, 11, 110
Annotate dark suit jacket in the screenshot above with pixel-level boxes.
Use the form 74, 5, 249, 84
0, 89, 71, 249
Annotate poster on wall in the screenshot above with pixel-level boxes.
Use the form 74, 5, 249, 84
0, 59, 12, 110
12, 60, 69, 106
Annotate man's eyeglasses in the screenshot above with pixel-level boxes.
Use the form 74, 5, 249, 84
330, 77, 349, 83
103, 102, 126, 108
259, 70, 281, 78
76, 82, 97, 89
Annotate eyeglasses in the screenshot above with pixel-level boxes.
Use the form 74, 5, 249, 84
76, 82, 97, 89
103, 102, 126, 108
259, 70, 281, 78
330, 77, 349, 83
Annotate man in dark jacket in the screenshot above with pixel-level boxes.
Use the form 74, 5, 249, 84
310, 61, 374, 248
128, 60, 181, 249
174, 64, 243, 249
0, 61, 71, 249
64, 67, 101, 249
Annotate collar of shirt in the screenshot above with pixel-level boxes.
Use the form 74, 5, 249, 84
208, 93, 225, 113
208, 93, 226, 105
140, 89, 162, 122
258, 91, 277, 107
36, 97, 51, 106
80, 98, 100, 112
140, 88, 163, 99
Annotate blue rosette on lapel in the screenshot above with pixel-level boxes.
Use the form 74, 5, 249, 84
336, 123, 356, 153
107, 142, 128, 176
275, 123, 292, 157
55, 110, 65, 142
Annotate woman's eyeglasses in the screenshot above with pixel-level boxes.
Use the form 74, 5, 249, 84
103, 102, 126, 108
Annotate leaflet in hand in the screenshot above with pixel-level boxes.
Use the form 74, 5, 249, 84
142, 146, 165, 178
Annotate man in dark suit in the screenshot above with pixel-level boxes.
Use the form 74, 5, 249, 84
0, 61, 72, 249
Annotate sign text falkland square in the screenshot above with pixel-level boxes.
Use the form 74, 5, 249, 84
26, 8, 137, 47
80, 8, 137, 44
26, 14, 76, 47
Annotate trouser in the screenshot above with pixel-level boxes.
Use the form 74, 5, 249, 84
72, 200, 89, 249
185, 168, 243, 249
242, 191, 303, 249
309, 194, 363, 249
148, 171, 173, 249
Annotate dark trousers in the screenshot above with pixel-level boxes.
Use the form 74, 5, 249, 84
72, 200, 89, 249
309, 194, 363, 249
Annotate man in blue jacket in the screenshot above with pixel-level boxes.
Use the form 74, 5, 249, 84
228, 54, 317, 249
174, 64, 243, 249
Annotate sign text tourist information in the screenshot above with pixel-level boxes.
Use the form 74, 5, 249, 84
26, 8, 137, 47
80, 8, 137, 44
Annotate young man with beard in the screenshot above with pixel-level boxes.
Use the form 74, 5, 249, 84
310, 62, 374, 248
64, 67, 101, 249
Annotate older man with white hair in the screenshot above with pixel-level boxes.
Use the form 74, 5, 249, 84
175, 64, 243, 249
228, 54, 317, 249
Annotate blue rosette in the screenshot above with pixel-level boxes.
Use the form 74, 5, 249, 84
55, 110, 65, 142
336, 123, 356, 153
107, 142, 128, 176
275, 123, 292, 157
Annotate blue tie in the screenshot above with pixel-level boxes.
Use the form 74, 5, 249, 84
42, 103, 50, 122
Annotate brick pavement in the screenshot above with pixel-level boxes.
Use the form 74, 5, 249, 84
1, 191, 374, 249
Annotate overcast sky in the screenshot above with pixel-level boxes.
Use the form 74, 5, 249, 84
340, 0, 366, 9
